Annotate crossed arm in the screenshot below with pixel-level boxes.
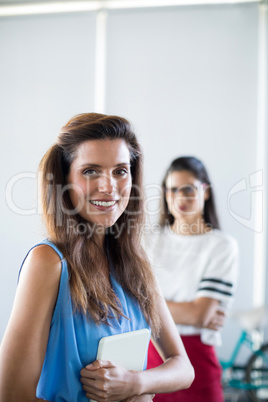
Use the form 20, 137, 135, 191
0, 246, 194, 402
166, 297, 225, 330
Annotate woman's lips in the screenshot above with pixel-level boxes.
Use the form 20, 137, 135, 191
178, 205, 188, 212
89, 200, 118, 211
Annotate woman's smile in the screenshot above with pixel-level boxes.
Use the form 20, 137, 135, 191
89, 199, 118, 210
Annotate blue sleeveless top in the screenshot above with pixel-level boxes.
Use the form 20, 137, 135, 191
18, 239, 150, 402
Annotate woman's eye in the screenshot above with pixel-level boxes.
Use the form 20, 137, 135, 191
184, 186, 195, 195
115, 169, 128, 176
83, 169, 98, 176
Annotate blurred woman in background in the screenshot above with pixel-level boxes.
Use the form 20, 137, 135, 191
145, 156, 239, 402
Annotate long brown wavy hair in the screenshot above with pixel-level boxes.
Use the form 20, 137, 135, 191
39, 113, 160, 336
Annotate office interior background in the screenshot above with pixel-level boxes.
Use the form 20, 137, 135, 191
0, 0, 267, 374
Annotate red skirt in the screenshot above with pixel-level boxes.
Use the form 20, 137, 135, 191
147, 335, 224, 402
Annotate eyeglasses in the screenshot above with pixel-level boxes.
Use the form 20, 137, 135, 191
164, 184, 202, 198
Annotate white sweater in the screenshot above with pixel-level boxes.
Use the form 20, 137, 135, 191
144, 226, 239, 346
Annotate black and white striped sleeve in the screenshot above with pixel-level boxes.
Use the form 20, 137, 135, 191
196, 236, 239, 307
198, 278, 233, 299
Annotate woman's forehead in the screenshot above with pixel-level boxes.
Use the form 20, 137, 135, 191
166, 170, 200, 186
72, 139, 131, 168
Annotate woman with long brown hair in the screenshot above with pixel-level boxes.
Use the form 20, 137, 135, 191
0, 113, 194, 402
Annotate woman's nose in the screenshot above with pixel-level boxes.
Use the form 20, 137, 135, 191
98, 174, 115, 194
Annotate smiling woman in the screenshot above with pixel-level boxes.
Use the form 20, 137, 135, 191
67, 139, 132, 228
0, 113, 194, 402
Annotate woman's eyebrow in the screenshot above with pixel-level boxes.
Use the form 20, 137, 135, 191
115, 163, 131, 167
80, 162, 130, 168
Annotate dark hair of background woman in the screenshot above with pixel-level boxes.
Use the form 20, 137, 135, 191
159, 156, 220, 230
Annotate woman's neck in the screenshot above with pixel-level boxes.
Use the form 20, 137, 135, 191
171, 216, 209, 236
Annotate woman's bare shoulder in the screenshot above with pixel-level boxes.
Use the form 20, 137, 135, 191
27, 243, 61, 264
20, 244, 62, 285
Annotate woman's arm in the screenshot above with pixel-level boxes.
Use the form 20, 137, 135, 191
80, 291, 194, 401
0, 245, 61, 402
133, 292, 194, 394
166, 297, 225, 329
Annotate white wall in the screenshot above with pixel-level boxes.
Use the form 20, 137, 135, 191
0, 2, 264, 362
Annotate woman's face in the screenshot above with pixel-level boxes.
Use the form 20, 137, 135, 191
165, 170, 209, 221
67, 139, 132, 228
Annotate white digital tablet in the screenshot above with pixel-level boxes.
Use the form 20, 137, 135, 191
97, 328, 150, 370
90, 329, 150, 402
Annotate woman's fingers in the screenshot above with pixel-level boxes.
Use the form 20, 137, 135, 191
82, 384, 107, 401
87, 359, 116, 369
80, 360, 132, 401
206, 309, 226, 330
80, 359, 116, 379
81, 367, 110, 384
